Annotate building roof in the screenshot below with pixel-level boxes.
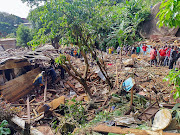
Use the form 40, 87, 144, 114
0, 38, 16, 42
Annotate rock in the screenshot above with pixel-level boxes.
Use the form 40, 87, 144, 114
140, 2, 179, 39
122, 59, 134, 67
152, 109, 172, 131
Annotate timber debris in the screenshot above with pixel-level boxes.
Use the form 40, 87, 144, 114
0, 39, 180, 134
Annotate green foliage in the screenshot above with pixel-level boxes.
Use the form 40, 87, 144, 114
0, 12, 23, 37
16, 24, 33, 47
0, 22, 16, 38
55, 54, 67, 65
157, 0, 180, 28
164, 69, 180, 100
105, 0, 150, 47
171, 103, 180, 123
21, 0, 47, 6
6, 33, 16, 38
57, 98, 87, 125
65, 98, 87, 125
28, 0, 151, 50
0, 120, 11, 135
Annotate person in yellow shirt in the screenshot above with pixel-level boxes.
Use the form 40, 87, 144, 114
109, 47, 112, 54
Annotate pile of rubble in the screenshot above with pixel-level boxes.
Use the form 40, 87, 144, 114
0, 44, 180, 135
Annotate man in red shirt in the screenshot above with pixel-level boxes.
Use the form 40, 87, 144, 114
142, 44, 147, 55
164, 45, 171, 66
150, 46, 157, 67
159, 46, 166, 66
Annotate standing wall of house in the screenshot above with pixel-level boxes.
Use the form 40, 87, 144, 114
0, 38, 16, 50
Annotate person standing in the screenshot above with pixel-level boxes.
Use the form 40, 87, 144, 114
169, 46, 178, 69
109, 47, 112, 54
136, 45, 140, 55
111, 47, 114, 54
150, 47, 157, 67
116, 46, 121, 54
164, 45, 171, 66
125, 45, 128, 56
142, 44, 147, 55
159, 46, 166, 66
131, 46, 136, 54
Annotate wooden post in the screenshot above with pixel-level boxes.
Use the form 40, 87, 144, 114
44, 77, 47, 102
24, 97, 30, 135
115, 59, 119, 88
130, 86, 134, 107
120, 48, 122, 70
27, 97, 30, 124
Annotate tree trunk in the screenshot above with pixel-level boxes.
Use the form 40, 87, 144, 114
54, 37, 59, 49
96, 60, 113, 89
51, 39, 55, 48
80, 79, 93, 100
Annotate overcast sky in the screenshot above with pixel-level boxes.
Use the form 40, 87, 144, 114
0, 0, 31, 18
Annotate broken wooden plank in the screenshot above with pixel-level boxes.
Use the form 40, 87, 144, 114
11, 116, 44, 135
1, 68, 41, 101
93, 124, 180, 135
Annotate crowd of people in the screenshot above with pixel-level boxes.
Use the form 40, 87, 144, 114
107, 42, 180, 69
149, 45, 180, 69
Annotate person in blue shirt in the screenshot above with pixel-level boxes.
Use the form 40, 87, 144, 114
33, 71, 45, 86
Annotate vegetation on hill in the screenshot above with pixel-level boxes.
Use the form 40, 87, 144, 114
16, 24, 33, 47
20, 0, 179, 49
0, 12, 23, 37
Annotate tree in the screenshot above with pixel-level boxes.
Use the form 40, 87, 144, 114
16, 24, 33, 47
21, 0, 47, 6
28, 0, 114, 98
157, 0, 180, 28
0, 12, 23, 37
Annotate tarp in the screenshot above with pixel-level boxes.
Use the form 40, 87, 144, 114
122, 77, 135, 91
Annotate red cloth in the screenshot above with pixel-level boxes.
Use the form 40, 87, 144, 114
159, 49, 166, 56
142, 45, 147, 51
150, 49, 157, 60
166, 48, 171, 57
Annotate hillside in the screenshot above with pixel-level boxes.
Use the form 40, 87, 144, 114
0, 12, 24, 37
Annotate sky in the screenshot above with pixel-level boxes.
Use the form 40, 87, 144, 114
0, 0, 31, 18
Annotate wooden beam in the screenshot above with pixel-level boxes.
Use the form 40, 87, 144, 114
1, 68, 41, 102
93, 124, 180, 135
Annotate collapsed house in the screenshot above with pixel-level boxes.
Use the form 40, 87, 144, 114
0, 45, 58, 102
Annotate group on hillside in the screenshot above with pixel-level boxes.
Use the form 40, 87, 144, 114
107, 42, 180, 69
150, 45, 180, 69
